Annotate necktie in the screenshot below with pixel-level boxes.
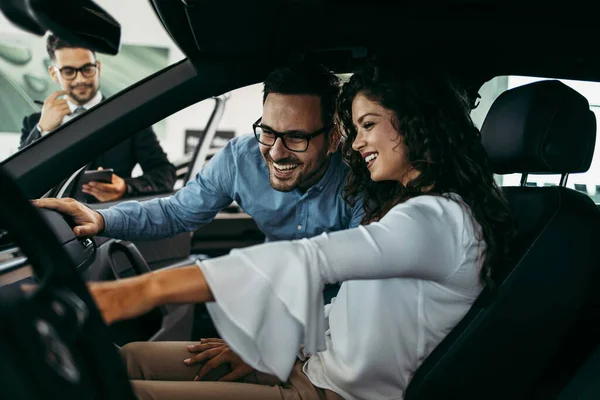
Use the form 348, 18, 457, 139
72, 107, 86, 116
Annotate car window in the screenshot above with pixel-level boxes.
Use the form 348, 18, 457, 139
0, 0, 266, 204
473, 76, 600, 203
0, 0, 185, 163
155, 82, 263, 191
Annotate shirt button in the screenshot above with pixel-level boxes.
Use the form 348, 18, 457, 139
297, 225, 303, 230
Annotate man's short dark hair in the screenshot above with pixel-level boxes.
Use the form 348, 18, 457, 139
263, 63, 340, 128
46, 33, 95, 61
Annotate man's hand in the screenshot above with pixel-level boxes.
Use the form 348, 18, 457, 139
33, 197, 105, 237
38, 90, 70, 133
185, 338, 254, 382
82, 167, 127, 202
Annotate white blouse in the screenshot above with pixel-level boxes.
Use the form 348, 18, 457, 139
198, 194, 484, 400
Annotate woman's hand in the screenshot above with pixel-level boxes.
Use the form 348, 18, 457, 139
185, 338, 254, 382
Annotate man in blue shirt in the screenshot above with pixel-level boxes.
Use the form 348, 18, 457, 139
39, 62, 363, 242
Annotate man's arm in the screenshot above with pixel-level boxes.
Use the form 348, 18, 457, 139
124, 127, 176, 196
19, 114, 42, 150
98, 139, 237, 240
36, 139, 238, 241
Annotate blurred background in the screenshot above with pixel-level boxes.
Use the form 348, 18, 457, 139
0, 0, 263, 166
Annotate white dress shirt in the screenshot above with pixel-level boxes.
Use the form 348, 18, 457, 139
61, 90, 103, 124
38, 90, 103, 135
199, 194, 485, 400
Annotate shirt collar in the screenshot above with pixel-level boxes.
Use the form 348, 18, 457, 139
311, 149, 343, 193
67, 90, 103, 112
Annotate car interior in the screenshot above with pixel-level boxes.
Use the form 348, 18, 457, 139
0, 1, 599, 399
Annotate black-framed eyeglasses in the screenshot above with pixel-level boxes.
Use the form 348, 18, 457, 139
53, 63, 98, 80
252, 118, 331, 152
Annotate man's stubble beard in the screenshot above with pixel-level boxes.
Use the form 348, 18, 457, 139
266, 147, 330, 192
69, 83, 98, 104
266, 158, 303, 192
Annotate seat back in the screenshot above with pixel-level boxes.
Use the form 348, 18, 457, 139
405, 80, 598, 400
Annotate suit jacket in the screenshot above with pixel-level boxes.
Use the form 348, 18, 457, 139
20, 111, 176, 198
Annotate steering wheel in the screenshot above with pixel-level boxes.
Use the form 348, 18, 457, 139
0, 167, 135, 399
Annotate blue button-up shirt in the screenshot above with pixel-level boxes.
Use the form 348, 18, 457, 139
98, 134, 364, 241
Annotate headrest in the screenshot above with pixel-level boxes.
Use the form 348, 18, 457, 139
481, 80, 596, 174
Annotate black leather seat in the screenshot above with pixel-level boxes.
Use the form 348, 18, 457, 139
558, 344, 600, 399
405, 80, 598, 400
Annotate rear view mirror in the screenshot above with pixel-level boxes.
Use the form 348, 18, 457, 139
0, 0, 121, 55
30, 0, 120, 55
0, 0, 45, 35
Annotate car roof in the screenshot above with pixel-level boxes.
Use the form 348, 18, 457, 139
152, 0, 599, 85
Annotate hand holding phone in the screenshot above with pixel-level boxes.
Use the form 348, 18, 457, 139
81, 168, 114, 184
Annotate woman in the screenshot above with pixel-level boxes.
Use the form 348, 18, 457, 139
90, 60, 514, 400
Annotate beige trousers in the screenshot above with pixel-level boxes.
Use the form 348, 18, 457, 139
121, 341, 345, 400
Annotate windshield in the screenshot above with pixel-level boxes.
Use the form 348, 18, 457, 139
0, 0, 184, 163
0, 0, 268, 205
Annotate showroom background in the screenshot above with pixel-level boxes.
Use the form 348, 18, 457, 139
0, 0, 263, 164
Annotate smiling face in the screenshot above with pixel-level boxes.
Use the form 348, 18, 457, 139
49, 47, 101, 105
259, 93, 337, 192
351, 92, 416, 184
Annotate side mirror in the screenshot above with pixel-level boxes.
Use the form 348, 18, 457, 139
0, 0, 121, 55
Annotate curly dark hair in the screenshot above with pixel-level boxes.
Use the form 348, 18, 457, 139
338, 60, 514, 286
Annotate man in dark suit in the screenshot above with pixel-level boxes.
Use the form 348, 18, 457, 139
20, 34, 176, 202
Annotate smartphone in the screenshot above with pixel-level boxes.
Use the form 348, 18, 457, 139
81, 169, 114, 184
